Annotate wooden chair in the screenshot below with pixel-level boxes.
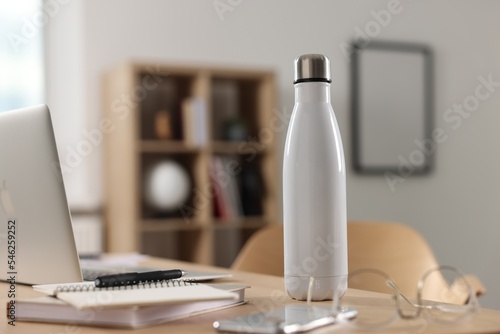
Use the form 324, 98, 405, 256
232, 221, 485, 302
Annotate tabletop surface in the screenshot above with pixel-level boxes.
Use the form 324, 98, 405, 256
2, 257, 500, 334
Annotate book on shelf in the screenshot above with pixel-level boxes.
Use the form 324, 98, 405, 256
181, 97, 208, 147
211, 156, 244, 222
14, 281, 248, 328
211, 164, 228, 220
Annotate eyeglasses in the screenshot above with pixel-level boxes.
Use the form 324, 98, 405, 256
306, 266, 480, 329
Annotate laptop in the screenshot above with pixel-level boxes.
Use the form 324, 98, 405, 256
0, 105, 232, 285
0, 105, 83, 284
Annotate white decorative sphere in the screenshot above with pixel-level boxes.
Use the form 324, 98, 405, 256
144, 160, 191, 212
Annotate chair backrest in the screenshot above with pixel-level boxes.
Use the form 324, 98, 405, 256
347, 221, 447, 299
232, 221, 449, 299
232, 224, 284, 277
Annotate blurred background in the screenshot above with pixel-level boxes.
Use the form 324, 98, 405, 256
1, 0, 499, 309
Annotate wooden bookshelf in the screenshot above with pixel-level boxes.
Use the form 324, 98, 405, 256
103, 62, 278, 267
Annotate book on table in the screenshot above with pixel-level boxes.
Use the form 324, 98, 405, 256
14, 280, 249, 328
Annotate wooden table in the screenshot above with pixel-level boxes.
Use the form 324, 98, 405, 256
2, 257, 500, 333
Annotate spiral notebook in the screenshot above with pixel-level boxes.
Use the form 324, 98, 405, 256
16, 284, 248, 328
32, 280, 239, 310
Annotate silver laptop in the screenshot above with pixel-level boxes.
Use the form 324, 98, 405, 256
0, 105, 83, 284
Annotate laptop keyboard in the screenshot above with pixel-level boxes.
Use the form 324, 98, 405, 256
81, 267, 123, 281
81, 266, 156, 281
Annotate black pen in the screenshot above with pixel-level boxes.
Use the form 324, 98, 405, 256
94, 269, 187, 288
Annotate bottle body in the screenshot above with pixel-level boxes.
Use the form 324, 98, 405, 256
283, 82, 347, 300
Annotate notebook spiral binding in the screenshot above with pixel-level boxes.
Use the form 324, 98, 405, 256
55, 279, 198, 293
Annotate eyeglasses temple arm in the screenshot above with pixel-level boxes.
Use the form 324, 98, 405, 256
453, 275, 486, 300
386, 280, 432, 310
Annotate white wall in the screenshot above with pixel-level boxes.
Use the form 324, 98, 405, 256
47, 0, 500, 309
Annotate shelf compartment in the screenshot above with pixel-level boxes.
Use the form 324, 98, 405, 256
213, 228, 243, 268
140, 153, 200, 220
213, 223, 271, 268
139, 73, 197, 141
141, 230, 203, 262
210, 154, 266, 221
210, 77, 263, 142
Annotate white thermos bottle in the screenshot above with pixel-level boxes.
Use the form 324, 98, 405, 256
283, 54, 347, 301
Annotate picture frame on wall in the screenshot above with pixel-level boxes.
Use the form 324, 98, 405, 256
351, 40, 434, 175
